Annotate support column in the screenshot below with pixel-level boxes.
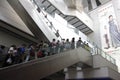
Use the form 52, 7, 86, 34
90, 0, 97, 9
64, 67, 83, 80
87, 0, 93, 11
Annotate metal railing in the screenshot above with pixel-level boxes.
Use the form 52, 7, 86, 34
0, 41, 116, 68
94, 46, 116, 64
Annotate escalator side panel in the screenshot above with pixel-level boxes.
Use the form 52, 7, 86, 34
0, 47, 92, 80
7, 0, 49, 41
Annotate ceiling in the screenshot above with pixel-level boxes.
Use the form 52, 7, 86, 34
35, 0, 93, 34
0, 0, 110, 36
0, 0, 93, 37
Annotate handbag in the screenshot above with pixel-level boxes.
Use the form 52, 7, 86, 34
37, 51, 43, 58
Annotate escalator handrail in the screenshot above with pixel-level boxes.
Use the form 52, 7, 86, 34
0, 41, 116, 69
32, 0, 63, 40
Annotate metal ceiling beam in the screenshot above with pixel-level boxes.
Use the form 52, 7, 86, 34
58, 12, 62, 15
75, 23, 84, 28
60, 15, 66, 18
50, 8, 57, 14
72, 20, 80, 25
37, 0, 93, 35
59, 13, 65, 17
63, 16, 68, 19
67, 17, 76, 22
84, 29, 93, 34
85, 31, 92, 34
42, 0, 46, 4
79, 27, 88, 31
54, 10, 60, 14
45, 4, 52, 10
36, 0, 93, 35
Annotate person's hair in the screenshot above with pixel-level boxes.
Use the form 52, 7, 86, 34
0, 45, 5, 49
109, 15, 113, 19
66, 39, 69, 42
52, 38, 56, 41
79, 37, 81, 39
72, 37, 75, 42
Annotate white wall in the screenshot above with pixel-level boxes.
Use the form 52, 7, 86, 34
0, 31, 29, 47
88, 10, 101, 47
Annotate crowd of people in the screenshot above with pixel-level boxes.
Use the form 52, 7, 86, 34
0, 37, 91, 67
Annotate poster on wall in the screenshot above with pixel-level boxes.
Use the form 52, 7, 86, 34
112, 0, 120, 31
98, 3, 120, 53
98, 2, 120, 72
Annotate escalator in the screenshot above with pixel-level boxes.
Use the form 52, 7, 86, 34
7, 0, 61, 42
3, 0, 120, 80
0, 47, 92, 80
0, 45, 119, 80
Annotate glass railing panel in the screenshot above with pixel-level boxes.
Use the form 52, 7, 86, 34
101, 51, 106, 59
107, 55, 111, 62
0, 42, 116, 68
0, 42, 91, 68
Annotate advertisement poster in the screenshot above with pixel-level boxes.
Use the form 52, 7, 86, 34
98, 2, 120, 72
112, 0, 120, 31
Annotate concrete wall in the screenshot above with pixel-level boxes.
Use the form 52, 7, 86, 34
0, 0, 33, 36
65, 67, 109, 79
65, 67, 120, 80
93, 55, 118, 71
0, 30, 29, 47
108, 67, 120, 80
88, 9, 101, 48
